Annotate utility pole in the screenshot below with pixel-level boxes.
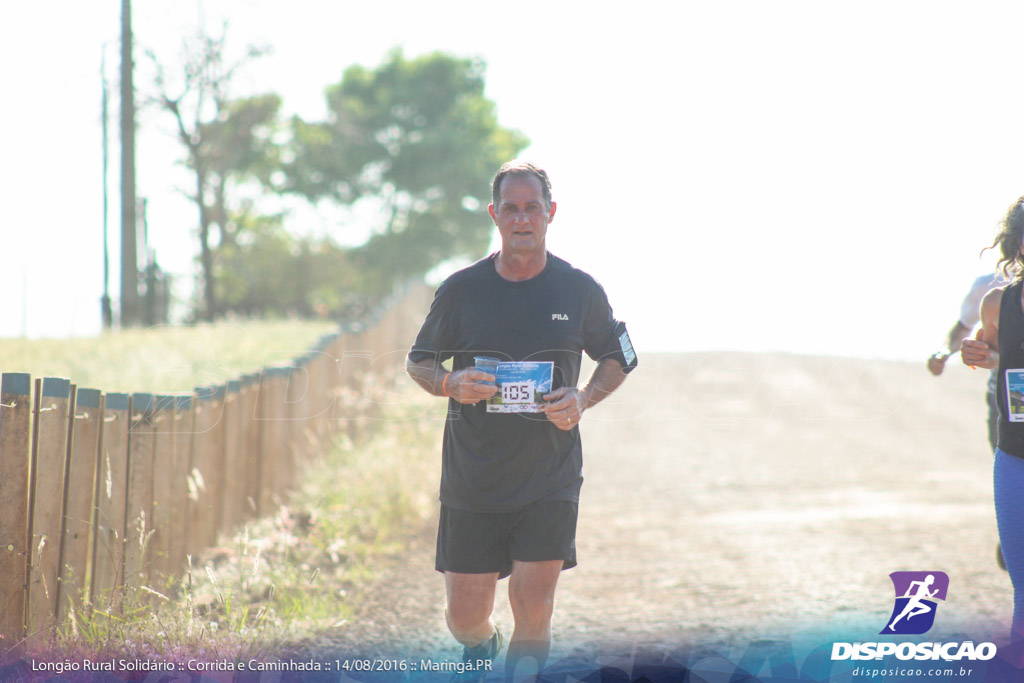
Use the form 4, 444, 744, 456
119, 0, 139, 326
101, 45, 113, 329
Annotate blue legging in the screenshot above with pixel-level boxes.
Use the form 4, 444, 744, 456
995, 449, 1024, 634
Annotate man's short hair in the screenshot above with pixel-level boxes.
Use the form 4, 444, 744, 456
491, 160, 553, 209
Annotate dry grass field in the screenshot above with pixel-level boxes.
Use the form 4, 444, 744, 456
0, 320, 336, 394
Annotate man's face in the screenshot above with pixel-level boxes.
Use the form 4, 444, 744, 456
488, 174, 556, 256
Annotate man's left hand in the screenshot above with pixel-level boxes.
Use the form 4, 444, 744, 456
541, 387, 585, 431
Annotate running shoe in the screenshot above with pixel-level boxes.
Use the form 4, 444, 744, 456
450, 626, 503, 683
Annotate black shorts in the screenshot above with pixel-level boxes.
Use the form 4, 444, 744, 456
435, 499, 578, 579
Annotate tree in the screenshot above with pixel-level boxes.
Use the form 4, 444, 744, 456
213, 209, 361, 318
146, 25, 281, 320
282, 49, 528, 294
146, 43, 525, 320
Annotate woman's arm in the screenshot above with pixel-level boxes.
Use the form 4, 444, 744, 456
961, 287, 1004, 369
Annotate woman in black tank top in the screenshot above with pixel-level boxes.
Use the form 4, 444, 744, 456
962, 196, 1024, 641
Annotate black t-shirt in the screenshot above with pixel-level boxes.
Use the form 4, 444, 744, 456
408, 253, 635, 512
998, 280, 1024, 458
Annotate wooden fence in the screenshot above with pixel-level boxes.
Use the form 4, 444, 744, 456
0, 285, 430, 651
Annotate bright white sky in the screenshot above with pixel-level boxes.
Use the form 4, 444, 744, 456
3, 1, 1024, 361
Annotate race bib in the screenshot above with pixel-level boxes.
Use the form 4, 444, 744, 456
1007, 369, 1024, 422
486, 362, 554, 413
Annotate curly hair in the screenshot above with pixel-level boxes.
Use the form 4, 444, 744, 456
987, 196, 1024, 283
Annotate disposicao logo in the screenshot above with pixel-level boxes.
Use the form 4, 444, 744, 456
880, 571, 948, 635
830, 571, 997, 663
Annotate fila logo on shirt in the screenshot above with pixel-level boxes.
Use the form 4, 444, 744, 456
552, 313, 569, 321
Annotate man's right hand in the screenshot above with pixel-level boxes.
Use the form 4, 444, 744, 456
446, 368, 499, 404
927, 351, 949, 376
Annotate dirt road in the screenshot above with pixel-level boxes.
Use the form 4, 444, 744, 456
316, 352, 1009, 676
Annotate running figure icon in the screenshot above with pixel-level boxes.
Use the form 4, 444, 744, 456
888, 575, 938, 630
881, 571, 949, 635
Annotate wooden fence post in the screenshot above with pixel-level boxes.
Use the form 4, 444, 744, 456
365, 304, 413, 417
91, 392, 130, 613
221, 380, 242, 533
1, 290, 425, 641
322, 334, 342, 447
124, 394, 156, 598
318, 343, 337, 448
0, 373, 32, 647
208, 385, 227, 546
185, 390, 205, 563
241, 374, 261, 523
302, 349, 318, 455
264, 369, 285, 499
253, 372, 269, 516
169, 395, 194, 576
26, 377, 72, 642
325, 334, 345, 442
292, 341, 336, 462
360, 321, 376, 422
190, 386, 225, 551
57, 387, 102, 624
149, 395, 176, 581
285, 359, 310, 466
333, 325, 363, 434
279, 365, 301, 493
255, 369, 283, 515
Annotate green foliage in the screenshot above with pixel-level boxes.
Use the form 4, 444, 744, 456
214, 212, 312, 316
283, 49, 528, 292
199, 94, 283, 191
153, 39, 525, 319
148, 29, 282, 320
213, 212, 363, 318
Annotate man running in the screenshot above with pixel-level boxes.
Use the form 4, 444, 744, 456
929, 272, 1006, 569
407, 161, 637, 681
928, 272, 1003, 446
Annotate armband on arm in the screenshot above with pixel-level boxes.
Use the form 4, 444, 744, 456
615, 321, 638, 373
